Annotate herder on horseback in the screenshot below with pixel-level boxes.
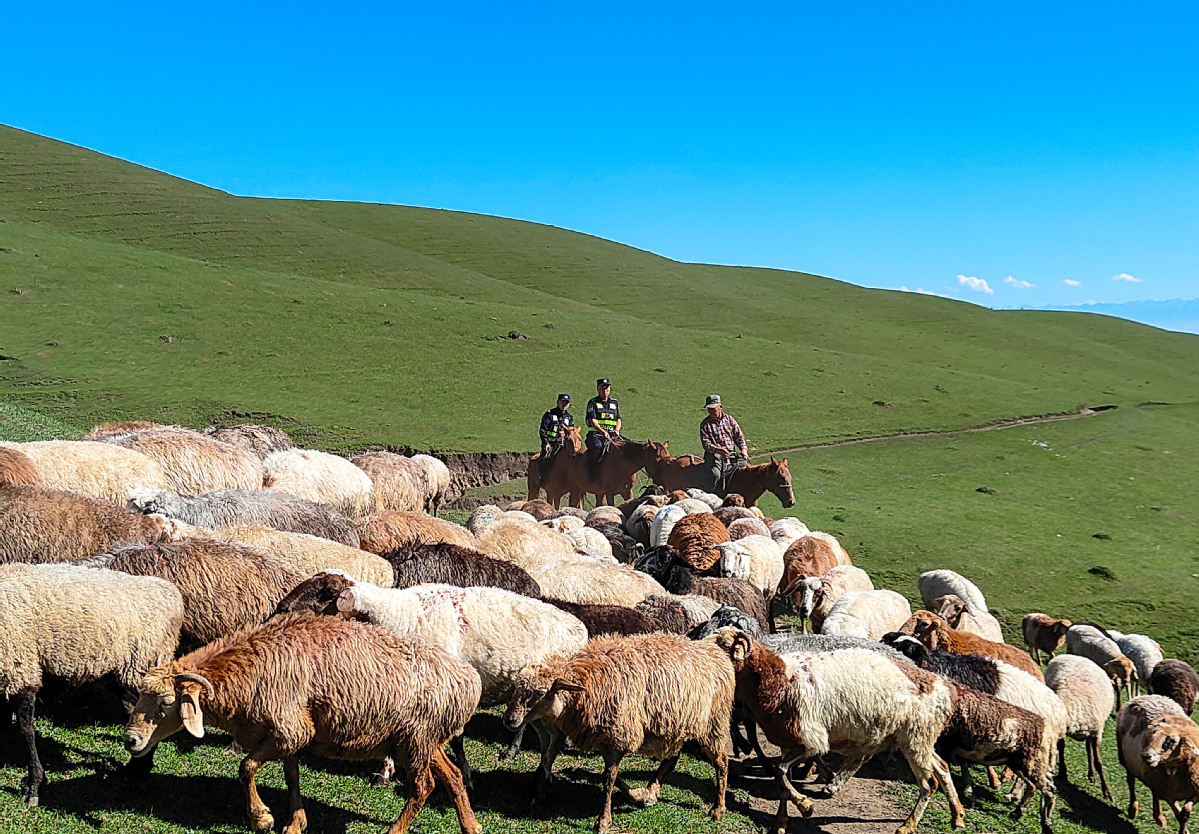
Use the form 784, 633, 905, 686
585, 378, 622, 468
538, 393, 574, 477
700, 393, 748, 492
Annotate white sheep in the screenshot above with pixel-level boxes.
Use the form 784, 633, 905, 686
563, 526, 616, 562
527, 559, 667, 608
467, 503, 505, 535
673, 497, 715, 516
650, 504, 688, 548
1066, 623, 1138, 706
1, 440, 169, 503
1109, 630, 1164, 692
410, 453, 452, 515
264, 448, 377, 519
727, 517, 771, 540
769, 516, 811, 552
477, 518, 578, 571
819, 589, 912, 640
713, 535, 784, 599
1046, 654, 1115, 800
543, 515, 584, 533
917, 568, 988, 615
0, 563, 184, 805
684, 488, 723, 509
791, 564, 874, 632
217, 522, 396, 587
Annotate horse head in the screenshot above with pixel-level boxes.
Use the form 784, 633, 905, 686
768, 456, 796, 508
561, 425, 584, 454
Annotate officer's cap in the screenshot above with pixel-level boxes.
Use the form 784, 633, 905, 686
597, 378, 611, 387
557, 393, 571, 402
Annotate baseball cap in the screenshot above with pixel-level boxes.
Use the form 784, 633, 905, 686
705, 394, 722, 409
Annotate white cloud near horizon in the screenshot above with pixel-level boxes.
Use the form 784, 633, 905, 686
1004, 276, 1034, 289
1113, 273, 1142, 283
958, 275, 994, 295
1064, 279, 1081, 287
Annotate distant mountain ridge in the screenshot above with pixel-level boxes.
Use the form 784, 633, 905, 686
1032, 298, 1199, 335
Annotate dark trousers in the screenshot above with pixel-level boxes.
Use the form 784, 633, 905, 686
538, 442, 563, 475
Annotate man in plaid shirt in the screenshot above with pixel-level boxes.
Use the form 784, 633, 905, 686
700, 393, 749, 491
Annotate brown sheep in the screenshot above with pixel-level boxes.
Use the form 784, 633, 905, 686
1149, 660, 1199, 715
124, 612, 482, 834
902, 610, 1044, 681
1117, 694, 1199, 831
934, 594, 1004, 643
0, 484, 185, 564
778, 532, 852, 599
109, 427, 264, 496
1023, 613, 1073, 664
358, 510, 477, 553
91, 539, 306, 648
0, 447, 41, 488
666, 512, 731, 573
201, 423, 294, 459
504, 633, 733, 833
351, 450, 426, 513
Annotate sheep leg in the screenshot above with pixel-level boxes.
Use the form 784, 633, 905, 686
956, 761, 975, 805
1174, 800, 1193, 834
987, 764, 1003, 789
818, 754, 868, 797
501, 722, 528, 761
1127, 768, 1139, 818
707, 744, 729, 821
15, 688, 43, 807
281, 754, 307, 834
1088, 737, 1113, 801
430, 746, 482, 834
597, 750, 625, 833
1010, 775, 1037, 819
387, 759, 436, 834
1153, 793, 1167, 828
450, 734, 473, 791
729, 715, 754, 758
777, 754, 814, 817
1056, 738, 1068, 781
626, 754, 678, 807
239, 742, 282, 833
899, 752, 964, 834
748, 716, 774, 770
1037, 777, 1058, 834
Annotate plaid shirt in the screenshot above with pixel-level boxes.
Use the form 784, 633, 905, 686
700, 412, 747, 457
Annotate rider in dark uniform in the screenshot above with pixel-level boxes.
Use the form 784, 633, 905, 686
584, 378, 621, 467
538, 394, 574, 476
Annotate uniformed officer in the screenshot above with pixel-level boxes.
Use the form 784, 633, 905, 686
538, 393, 574, 475
585, 378, 622, 466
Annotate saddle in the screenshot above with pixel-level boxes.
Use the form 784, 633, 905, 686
586, 433, 625, 468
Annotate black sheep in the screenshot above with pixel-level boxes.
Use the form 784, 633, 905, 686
381, 540, 542, 598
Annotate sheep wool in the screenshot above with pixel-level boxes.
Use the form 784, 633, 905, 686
2, 440, 167, 501
110, 427, 264, 497
0, 446, 42, 488
217, 522, 395, 587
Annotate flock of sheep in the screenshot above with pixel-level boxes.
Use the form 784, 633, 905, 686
2, 419, 1199, 834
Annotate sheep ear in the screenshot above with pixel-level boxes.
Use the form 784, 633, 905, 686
550, 678, 585, 694
732, 632, 752, 662
335, 587, 357, 613
178, 683, 205, 738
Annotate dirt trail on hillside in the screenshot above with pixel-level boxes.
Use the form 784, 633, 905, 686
754, 404, 1114, 460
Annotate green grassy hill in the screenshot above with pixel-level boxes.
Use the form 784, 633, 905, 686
3, 124, 1197, 454
3, 125, 1199, 834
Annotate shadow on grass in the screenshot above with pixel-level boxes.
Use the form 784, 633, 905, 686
3, 770, 378, 833
1054, 777, 1138, 834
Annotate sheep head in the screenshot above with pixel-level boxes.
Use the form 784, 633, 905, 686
124, 667, 215, 755
903, 611, 946, 649
710, 626, 754, 668
273, 570, 358, 618
1141, 716, 1199, 770
126, 488, 186, 517
881, 632, 930, 665
934, 594, 970, 627
503, 656, 574, 731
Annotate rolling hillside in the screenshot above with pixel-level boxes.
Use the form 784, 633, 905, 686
2, 124, 1197, 454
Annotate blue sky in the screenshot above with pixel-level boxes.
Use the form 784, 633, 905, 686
4, 2, 1197, 327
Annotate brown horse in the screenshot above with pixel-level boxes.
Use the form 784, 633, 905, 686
529, 428, 671, 508
648, 451, 795, 508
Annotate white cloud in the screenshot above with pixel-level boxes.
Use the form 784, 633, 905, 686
1004, 276, 1035, 289
1063, 279, 1081, 287
957, 275, 994, 295
1113, 273, 1143, 283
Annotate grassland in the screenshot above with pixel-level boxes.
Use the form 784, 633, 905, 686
2, 124, 1198, 833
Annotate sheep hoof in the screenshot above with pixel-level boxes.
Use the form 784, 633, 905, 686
369, 772, 392, 788
626, 787, 658, 807
708, 805, 724, 821
1009, 808, 1025, 822
24, 793, 38, 808
251, 811, 275, 833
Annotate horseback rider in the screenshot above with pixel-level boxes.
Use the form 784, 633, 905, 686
700, 394, 748, 492
538, 393, 574, 476
585, 378, 622, 467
